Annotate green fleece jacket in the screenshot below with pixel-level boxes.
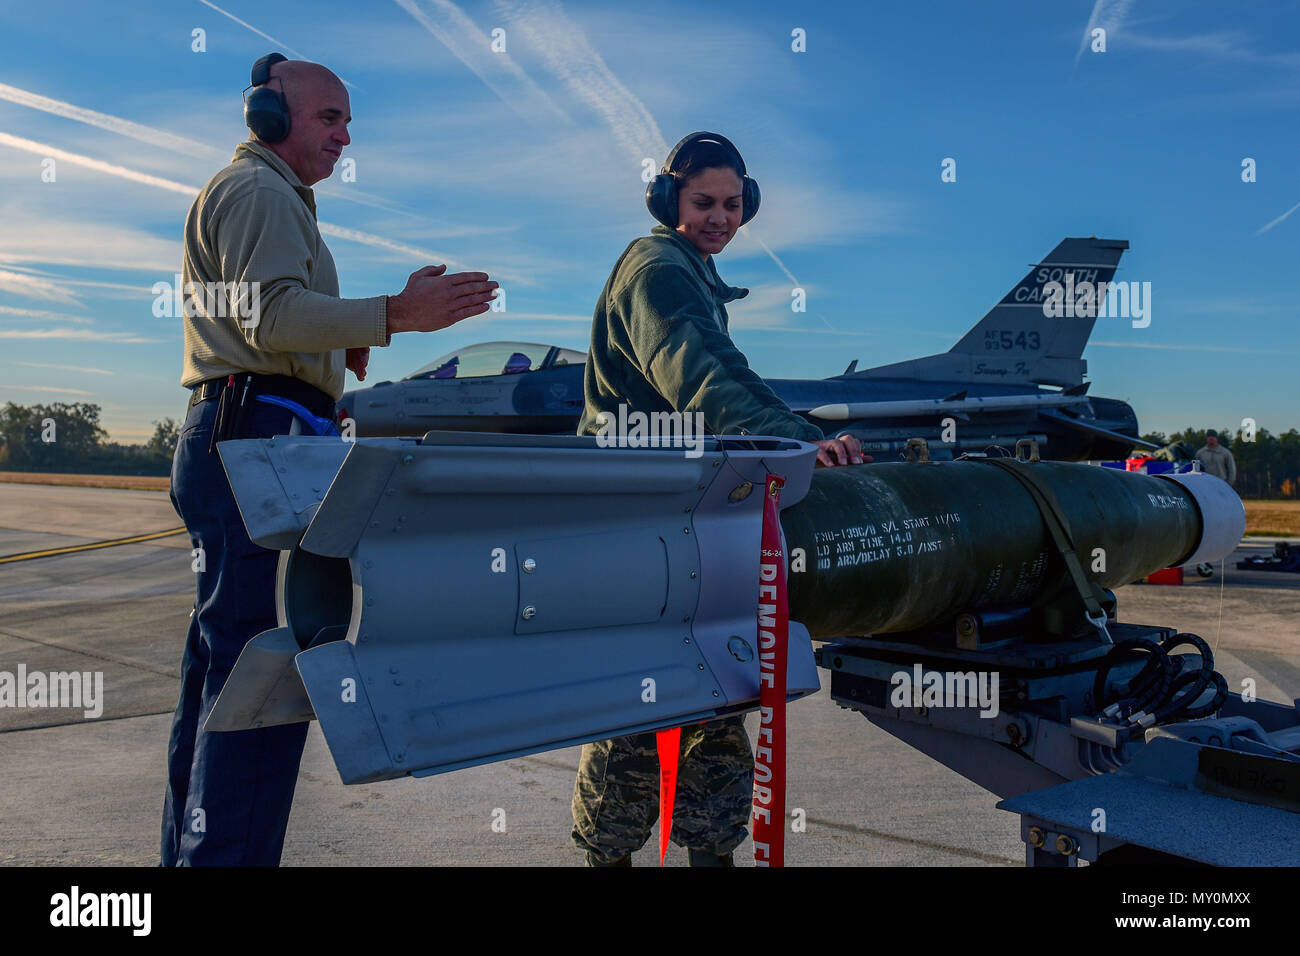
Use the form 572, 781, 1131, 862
578, 225, 823, 442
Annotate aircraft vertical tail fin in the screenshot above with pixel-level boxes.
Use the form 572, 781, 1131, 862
947, 237, 1128, 386
853, 237, 1129, 387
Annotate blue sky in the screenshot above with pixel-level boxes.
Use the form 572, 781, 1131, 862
0, 0, 1296, 441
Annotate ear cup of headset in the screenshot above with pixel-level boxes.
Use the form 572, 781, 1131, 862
245, 87, 290, 142
740, 178, 760, 225
244, 52, 290, 143
645, 173, 680, 228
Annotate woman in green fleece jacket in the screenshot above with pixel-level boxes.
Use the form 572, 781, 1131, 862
571, 132, 865, 867
578, 132, 863, 466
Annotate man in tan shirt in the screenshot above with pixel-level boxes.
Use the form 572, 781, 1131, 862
1195, 430, 1237, 486
162, 55, 498, 866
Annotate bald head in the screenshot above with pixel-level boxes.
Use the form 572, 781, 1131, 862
268, 60, 345, 108
254, 59, 351, 187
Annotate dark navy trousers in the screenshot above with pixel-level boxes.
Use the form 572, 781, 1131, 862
161, 394, 310, 866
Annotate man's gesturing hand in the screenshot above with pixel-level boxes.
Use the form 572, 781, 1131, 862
386, 265, 499, 336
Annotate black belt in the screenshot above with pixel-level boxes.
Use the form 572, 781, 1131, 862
189, 373, 335, 419
191, 373, 336, 453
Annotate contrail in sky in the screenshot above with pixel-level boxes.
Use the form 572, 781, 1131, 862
493, 0, 666, 159
196, 0, 309, 58
0, 132, 198, 196
1076, 0, 1135, 68
1255, 200, 1300, 236
0, 81, 410, 215
0, 131, 509, 275
195, 0, 360, 88
17, 361, 114, 375
1, 383, 93, 394
0, 267, 82, 304
0, 266, 148, 295
0, 83, 220, 158
394, 0, 572, 127
0, 329, 161, 343
0, 305, 95, 324
493, 0, 800, 290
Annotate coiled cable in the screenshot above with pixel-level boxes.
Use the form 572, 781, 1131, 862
1092, 631, 1224, 729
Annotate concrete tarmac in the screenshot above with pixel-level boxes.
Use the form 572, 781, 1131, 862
1, 481, 1297, 866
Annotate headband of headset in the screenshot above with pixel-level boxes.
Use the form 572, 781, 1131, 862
244, 52, 290, 143
663, 131, 747, 178
645, 131, 760, 229
251, 51, 287, 87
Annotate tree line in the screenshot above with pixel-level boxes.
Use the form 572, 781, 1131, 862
0, 402, 177, 476
2, 401, 1297, 497
1139, 427, 1300, 499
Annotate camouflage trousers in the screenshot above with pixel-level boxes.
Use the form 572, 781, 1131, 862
571, 715, 753, 863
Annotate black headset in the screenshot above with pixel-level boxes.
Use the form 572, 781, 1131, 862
243, 52, 290, 143
645, 131, 760, 228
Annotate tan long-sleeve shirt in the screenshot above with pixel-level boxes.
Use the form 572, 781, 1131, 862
1195, 443, 1237, 485
179, 141, 389, 400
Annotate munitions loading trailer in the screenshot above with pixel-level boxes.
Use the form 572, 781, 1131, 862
210, 431, 1300, 866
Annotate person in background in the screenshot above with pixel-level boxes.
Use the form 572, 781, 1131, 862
1195, 429, 1237, 486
